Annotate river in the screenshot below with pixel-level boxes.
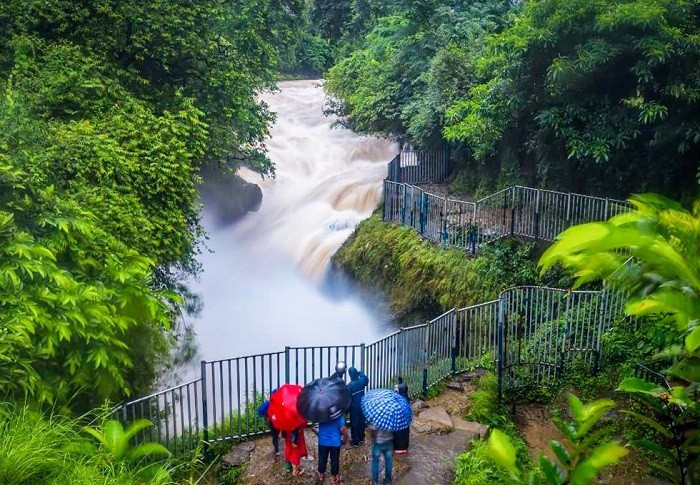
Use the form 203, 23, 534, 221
184, 80, 397, 368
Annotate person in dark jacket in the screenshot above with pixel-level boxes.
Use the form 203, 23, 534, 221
393, 377, 410, 453
347, 366, 369, 446
257, 388, 280, 455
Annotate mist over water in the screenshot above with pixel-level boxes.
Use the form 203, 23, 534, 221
184, 80, 397, 370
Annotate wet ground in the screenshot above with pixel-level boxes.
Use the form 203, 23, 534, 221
242, 382, 481, 484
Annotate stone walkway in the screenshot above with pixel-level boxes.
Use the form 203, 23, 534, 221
233, 375, 488, 484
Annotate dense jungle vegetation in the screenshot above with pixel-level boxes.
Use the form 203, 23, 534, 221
1, 0, 698, 483
0, 0, 305, 408
321, 0, 700, 201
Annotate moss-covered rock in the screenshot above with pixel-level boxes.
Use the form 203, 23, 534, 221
333, 215, 567, 317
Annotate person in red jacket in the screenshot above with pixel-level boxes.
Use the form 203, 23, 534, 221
284, 425, 307, 476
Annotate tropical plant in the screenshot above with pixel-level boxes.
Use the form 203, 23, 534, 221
618, 377, 698, 483
81, 419, 170, 462
488, 394, 628, 484
0, 403, 174, 485
540, 193, 700, 483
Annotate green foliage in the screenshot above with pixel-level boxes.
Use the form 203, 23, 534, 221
468, 373, 509, 427
541, 194, 700, 483
0, 0, 305, 173
81, 419, 170, 463
617, 377, 699, 483
456, 373, 534, 485
488, 394, 628, 484
334, 215, 560, 315
0, 163, 172, 404
0, 0, 307, 406
325, 0, 507, 142
443, 0, 700, 199
541, 194, 699, 393
0, 403, 174, 484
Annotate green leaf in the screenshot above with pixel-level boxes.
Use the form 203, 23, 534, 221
549, 440, 571, 466
102, 420, 127, 458
127, 442, 170, 460
538, 455, 566, 484
617, 377, 666, 396
669, 357, 700, 383
686, 326, 700, 353
569, 441, 628, 484
124, 419, 154, 442
621, 410, 671, 438
629, 439, 675, 461
488, 429, 521, 480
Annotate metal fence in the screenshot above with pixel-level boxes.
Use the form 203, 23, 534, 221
386, 149, 450, 184
112, 284, 630, 456
383, 181, 632, 253
110, 150, 637, 456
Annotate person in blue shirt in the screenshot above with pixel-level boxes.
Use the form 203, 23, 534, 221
347, 367, 369, 446
317, 415, 349, 483
256, 388, 280, 456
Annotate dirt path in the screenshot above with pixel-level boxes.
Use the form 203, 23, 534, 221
513, 403, 669, 485
240, 380, 484, 484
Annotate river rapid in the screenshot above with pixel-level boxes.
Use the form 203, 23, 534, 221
184, 80, 397, 369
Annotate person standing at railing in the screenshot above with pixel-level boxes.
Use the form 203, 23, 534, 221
330, 361, 347, 381
347, 366, 369, 446
393, 377, 410, 454
317, 414, 349, 484
257, 388, 280, 456
283, 425, 308, 476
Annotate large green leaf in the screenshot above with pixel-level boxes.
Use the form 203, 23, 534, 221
620, 410, 672, 438
569, 441, 628, 484
617, 377, 666, 397
538, 455, 566, 485
487, 429, 521, 480
101, 420, 127, 459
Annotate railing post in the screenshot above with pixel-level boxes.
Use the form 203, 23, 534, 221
594, 291, 607, 374
200, 360, 210, 459
604, 197, 610, 220
284, 346, 290, 384
441, 198, 448, 247
401, 186, 407, 224
422, 368, 428, 396
422, 322, 430, 396
360, 343, 366, 374
566, 192, 572, 223
497, 298, 504, 401
534, 189, 541, 240
450, 310, 458, 377
420, 192, 428, 235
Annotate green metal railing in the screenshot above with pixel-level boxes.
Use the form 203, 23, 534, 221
112, 284, 627, 455
110, 150, 635, 456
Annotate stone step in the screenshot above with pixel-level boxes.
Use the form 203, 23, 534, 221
450, 416, 489, 440
413, 406, 454, 434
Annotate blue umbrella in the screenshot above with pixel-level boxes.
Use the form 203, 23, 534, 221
361, 388, 413, 431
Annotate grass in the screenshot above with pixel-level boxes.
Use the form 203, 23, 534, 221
0, 402, 177, 484
333, 215, 565, 317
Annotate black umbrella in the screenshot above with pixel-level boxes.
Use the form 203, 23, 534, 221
297, 377, 351, 423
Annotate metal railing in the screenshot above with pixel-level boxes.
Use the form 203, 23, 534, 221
110, 150, 636, 456
383, 181, 632, 253
386, 149, 450, 184
112, 284, 630, 456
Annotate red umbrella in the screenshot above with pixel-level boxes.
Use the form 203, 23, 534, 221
267, 384, 307, 431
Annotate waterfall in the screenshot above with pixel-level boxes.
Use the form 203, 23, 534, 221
186, 80, 396, 365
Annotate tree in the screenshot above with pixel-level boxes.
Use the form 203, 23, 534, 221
444, 0, 700, 200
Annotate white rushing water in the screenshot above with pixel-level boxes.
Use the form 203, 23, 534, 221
187, 80, 397, 364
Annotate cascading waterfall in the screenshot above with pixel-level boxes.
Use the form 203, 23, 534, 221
186, 80, 397, 365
